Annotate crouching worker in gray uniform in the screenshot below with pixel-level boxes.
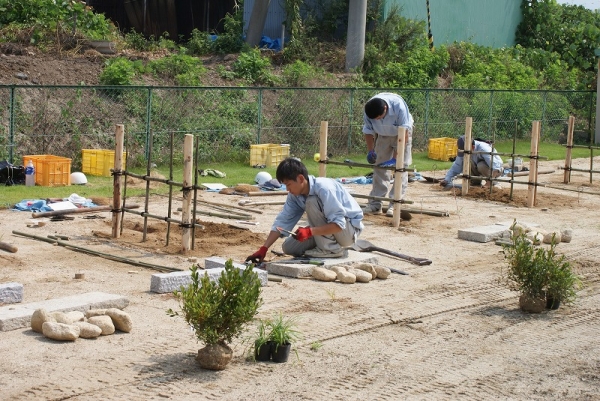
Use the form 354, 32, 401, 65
440, 136, 503, 187
246, 158, 364, 263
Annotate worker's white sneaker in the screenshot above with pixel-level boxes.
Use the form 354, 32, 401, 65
303, 247, 347, 258
362, 204, 382, 215
386, 208, 393, 217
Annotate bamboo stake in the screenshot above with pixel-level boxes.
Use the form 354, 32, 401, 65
181, 134, 193, 254
32, 204, 140, 218
12, 230, 181, 272
462, 117, 473, 196
319, 121, 328, 177
0, 241, 18, 253
112, 124, 124, 239
392, 127, 406, 228
527, 121, 540, 207
564, 115, 575, 183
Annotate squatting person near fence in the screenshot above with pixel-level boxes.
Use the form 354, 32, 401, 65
245, 157, 364, 262
362, 92, 414, 217
439, 136, 504, 188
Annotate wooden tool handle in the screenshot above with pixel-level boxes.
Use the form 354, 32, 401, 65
0, 241, 18, 253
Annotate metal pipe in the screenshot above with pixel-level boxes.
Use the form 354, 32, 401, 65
12, 231, 182, 272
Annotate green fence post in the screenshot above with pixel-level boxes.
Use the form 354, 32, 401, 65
145, 87, 152, 160
487, 90, 494, 138
9, 85, 15, 164
541, 90, 548, 137
424, 89, 430, 141
257, 88, 263, 144
348, 88, 354, 150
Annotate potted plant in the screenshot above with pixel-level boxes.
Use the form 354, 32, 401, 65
502, 229, 580, 313
167, 259, 262, 370
252, 319, 274, 362
268, 313, 301, 363
544, 245, 581, 310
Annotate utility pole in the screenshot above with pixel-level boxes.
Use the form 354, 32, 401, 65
345, 0, 367, 72
594, 49, 600, 144
246, 0, 271, 47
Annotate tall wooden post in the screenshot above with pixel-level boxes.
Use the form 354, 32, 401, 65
527, 121, 540, 208
462, 117, 473, 196
111, 124, 124, 238
319, 121, 328, 177
181, 134, 194, 253
563, 115, 575, 184
392, 127, 406, 228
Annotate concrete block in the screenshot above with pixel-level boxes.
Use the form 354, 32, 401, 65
458, 225, 511, 243
205, 257, 247, 270
151, 268, 224, 293
0, 282, 23, 304
267, 250, 380, 278
0, 292, 129, 332
150, 263, 268, 294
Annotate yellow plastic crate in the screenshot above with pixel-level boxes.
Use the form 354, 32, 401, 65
250, 144, 290, 167
428, 137, 458, 161
82, 149, 126, 177
22, 155, 71, 186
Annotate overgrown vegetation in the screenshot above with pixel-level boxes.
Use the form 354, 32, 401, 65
0, 0, 596, 168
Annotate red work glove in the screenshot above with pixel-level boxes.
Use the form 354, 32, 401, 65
246, 246, 268, 264
294, 226, 313, 242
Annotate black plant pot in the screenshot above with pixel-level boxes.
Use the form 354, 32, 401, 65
546, 295, 561, 310
271, 343, 291, 363
254, 341, 273, 362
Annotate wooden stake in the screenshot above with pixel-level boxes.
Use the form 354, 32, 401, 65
462, 117, 473, 196
319, 121, 328, 177
392, 127, 406, 228
527, 121, 540, 207
112, 124, 124, 239
181, 134, 193, 254
563, 115, 575, 184
0, 241, 18, 253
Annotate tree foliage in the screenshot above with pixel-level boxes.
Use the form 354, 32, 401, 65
516, 0, 600, 75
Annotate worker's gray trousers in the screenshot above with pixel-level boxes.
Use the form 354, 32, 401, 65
367, 131, 413, 210
471, 161, 502, 184
282, 196, 360, 256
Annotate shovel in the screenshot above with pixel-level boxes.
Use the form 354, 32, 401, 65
352, 239, 432, 266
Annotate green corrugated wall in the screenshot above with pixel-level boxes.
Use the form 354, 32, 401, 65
385, 0, 523, 48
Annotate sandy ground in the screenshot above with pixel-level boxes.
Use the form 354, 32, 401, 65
1, 157, 599, 400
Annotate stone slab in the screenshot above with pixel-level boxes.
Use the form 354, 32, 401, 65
0, 292, 129, 332
458, 224, 512, 243
266, 250, 380, 278
0, 282, 23, 304
150, 260, 268, 294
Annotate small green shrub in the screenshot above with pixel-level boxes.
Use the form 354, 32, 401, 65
186, 28, 213, 56
167, 260, 263, 346
282, 60, 316, 87
99, 57, 137, 85
148, 54, 206, 83
232, 48, 277, 85
502, 226, 581, 305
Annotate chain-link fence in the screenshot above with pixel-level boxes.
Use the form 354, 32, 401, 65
0, 85, 595, 169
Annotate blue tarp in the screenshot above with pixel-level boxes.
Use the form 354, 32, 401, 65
12, 199, 52, 212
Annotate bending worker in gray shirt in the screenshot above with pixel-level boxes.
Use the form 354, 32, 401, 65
440, 136, 503, 187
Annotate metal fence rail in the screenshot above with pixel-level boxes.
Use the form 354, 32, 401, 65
0, 85, 595, 169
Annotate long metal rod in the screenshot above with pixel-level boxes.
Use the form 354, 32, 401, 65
123, 209, 206, 228
352, 193, 414, 204
12, 231, 182, 272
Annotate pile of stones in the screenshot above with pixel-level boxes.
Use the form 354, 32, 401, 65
311, 262, 391, 284
30, 308, 132, 341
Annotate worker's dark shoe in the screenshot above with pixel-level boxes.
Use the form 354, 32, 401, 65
303, 248, 347, 258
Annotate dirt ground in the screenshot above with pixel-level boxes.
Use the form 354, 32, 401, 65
1, 156, 600, 400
